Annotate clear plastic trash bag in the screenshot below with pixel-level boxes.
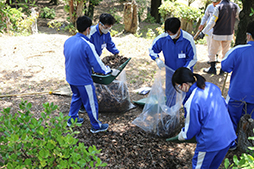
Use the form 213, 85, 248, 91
95, 70, 135, 113
132, 66, 185, 137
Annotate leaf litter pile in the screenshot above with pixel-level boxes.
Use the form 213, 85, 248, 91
93, 55, 128, 75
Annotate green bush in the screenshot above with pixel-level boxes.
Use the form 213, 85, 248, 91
159, 1, 202, 22
7, 7, 24, 31
40, 7, 55, 19
0, 100, 107, 168
224, 131, 254, 169
0, 1, 8, 33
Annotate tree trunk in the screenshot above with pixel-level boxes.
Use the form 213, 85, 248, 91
150, 0, 161, 23
87, 0, 95, 19
123, 1, 139, 34
76, 1, 84, 18
235, 0, 254, 45
69, 0, 75, 24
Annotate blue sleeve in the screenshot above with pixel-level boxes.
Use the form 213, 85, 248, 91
183, 37, 197, 70
86, 43, 111, 75
178, 96, 201, 140
106, 34, 119, 55
149, 39, 161, 60
221, 47, 237, 73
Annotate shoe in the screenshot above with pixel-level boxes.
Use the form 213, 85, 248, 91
79, 107, 86, 113
79, 105, 86, 113
229, 141, 237, 151
203, 62, 216, 74
67, 117, 84, 127
90, 124, 109, 133
219, 69, 225, 76
203, 67, 216, 74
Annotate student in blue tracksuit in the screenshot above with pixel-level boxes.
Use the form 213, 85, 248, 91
64, 16, 117, 133
221, 21, 254, 135
149, 17, 197, 71
171, 67, 236, 169
78, 13, 120, 113
88, 13, 119, 57
149, 17, 197, 107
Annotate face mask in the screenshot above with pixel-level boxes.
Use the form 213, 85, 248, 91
169, 33, 178, 39
169, 30, 180, 39
101, 27, 109, 34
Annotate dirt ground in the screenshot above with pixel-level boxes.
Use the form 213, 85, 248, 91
0, 0, 242, 168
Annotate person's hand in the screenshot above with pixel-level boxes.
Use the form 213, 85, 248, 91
198, 25, 204, 31
155, 58, 165, 69
196, 32, 205, 40
111, 69, 120, 76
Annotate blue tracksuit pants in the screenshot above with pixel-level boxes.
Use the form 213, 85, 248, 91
69, 84, 102, 129
227, 98, 254, 132
192, 144, 230, 169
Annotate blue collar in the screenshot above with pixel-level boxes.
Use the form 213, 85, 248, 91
248, 41, 254, 46
76, 32, 89, 41
183, 82, 198, 105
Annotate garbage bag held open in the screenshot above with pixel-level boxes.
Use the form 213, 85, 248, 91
132, 66, 185, 137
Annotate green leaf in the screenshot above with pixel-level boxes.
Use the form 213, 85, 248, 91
25, 158, 32, 165
233, 155, 239, 165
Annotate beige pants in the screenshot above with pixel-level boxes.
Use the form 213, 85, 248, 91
206, 35, 221, 61
208, 38, 231, 62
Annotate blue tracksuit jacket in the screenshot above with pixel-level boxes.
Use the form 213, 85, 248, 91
178, 82, 236, 152
88, 24, 119, 56
64, 33, 111, 85
221, 41, 254, 104
149, 30, 197, 71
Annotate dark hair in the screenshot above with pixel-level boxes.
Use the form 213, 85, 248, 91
172, 67, 206, 92
99, 13, 115, 25
76, 15, 92, 33
247, 21, 254, 38
164, 17, 181, 34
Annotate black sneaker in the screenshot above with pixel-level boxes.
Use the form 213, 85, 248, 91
79, 107, 86, 113
203, 67, 216, 74
90, 124, 109, 133
79, 105, 86, 113
219, 69, 225, 76
229, 141, 237, 151
67, 118, 84, 127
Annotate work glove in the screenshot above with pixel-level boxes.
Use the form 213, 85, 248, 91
111, 69, 120, 76
196, 32, 205, 40
155, 58, 165, 69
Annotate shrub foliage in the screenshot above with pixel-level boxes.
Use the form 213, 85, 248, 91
0, 100, 107, 168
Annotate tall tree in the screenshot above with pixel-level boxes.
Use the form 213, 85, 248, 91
150, 0, 161, 23
235, 0, 254, 45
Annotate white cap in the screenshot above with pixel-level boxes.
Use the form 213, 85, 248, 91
211, 0, 220, 2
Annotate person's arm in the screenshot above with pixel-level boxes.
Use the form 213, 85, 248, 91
149, 34, 164, 60
178, 97, 201, 141
106, 34, 119, 55
183, 35, 197, 70
199, 5, 210, 30
236, 4, 241, 19
86, 41, 111, 75
221, 47, 238, 73
202, 6, 219, 35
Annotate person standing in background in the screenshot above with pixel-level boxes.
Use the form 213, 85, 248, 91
198, 0, 221, 64
198, 0, 240, 75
